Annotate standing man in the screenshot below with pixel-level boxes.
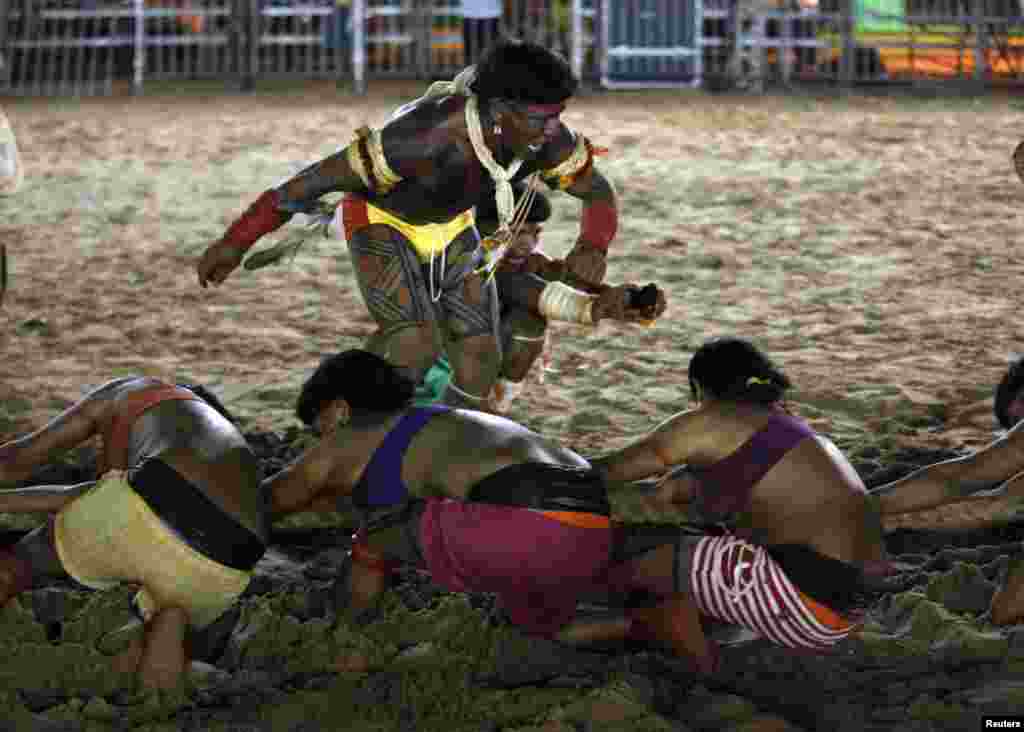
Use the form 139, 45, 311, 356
460, 0, 502, 64
196, 39, 620, 409
1, 104, 23, 305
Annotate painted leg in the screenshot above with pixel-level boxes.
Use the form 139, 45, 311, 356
990, 556, 1024, 626
446, 331, 502, 408
490, 309, 546, 411
500, 309, 547, 382
347, 225, 445, 383
137, 606, 188, 690
363, 320, 444, 385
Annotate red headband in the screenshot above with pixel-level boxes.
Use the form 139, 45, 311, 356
522, 102, 566, 115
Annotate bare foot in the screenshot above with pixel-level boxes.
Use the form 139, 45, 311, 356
990, 557, 1024, 626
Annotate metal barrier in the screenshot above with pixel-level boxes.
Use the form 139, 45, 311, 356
601, 0, 703, 88
5, 0, 1022, 95
2, 0, 133, 96
138, 0, 235, 84
1, 0, 597, 95
703, 0, 1024, 89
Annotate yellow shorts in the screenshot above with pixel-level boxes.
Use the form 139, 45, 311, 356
54, 470, 252, 629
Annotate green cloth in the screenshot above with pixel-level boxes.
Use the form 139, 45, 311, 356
413, 356, 453, 405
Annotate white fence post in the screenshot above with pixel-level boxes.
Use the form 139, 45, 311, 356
572, 0, 584, 80
133, 0, 145, 94
352, 0, 366, 94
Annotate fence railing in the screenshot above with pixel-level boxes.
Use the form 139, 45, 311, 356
2, 0, 1024, 96
0, 0, 590, 95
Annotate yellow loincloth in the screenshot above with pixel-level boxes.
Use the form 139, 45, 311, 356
54, 470, 251, 629
339, 198, 475, 263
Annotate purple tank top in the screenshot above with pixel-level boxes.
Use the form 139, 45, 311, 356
689, 409, 815, 521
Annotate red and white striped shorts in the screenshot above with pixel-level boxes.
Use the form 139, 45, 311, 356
690, 534, 856, 651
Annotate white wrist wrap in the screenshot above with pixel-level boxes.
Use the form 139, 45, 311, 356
537, 281, 595, 325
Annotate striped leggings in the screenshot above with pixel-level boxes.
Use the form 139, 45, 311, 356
690, 535, 856, 651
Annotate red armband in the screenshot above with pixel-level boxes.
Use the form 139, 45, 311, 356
221, 189, 291, 252
580, 200, 618, 252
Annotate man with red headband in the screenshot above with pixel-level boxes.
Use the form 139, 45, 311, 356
196, 38, 620, 410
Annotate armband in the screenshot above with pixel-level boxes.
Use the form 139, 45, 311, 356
346, 126, 402, 195
221, 189, 291, 252
540, 135, 606, 191
579, 200, 618, 252
537, 281, 596, 325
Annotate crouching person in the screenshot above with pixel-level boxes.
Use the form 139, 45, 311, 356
0, 377, 267, 689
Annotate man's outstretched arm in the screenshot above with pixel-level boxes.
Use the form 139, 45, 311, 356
0, 379, 126, 486
871, 426, 1024, 515
0, 481, 96, 513
591, 412, 698, 485
196, 110, 447, 288
263, 438, 344, 520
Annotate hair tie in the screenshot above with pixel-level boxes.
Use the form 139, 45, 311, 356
746, 376, 773, 387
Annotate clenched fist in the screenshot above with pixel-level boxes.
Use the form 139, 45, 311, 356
197, 242, 245, 288
592, 283, 668, 324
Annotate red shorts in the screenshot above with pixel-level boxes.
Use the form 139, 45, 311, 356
418, 497, 613, 636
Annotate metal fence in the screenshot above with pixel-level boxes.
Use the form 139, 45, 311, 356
0, 0, 592, 95
600, 0, 703, 88
2, 0, 1024, 95
700, 0, 1024, 87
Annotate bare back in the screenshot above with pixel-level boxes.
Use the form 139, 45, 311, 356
598, 401, 884, 567
313, 406, 590, 506
103, 378, 266, 541
695, 403, 882, 565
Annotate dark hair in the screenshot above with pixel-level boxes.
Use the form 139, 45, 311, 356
476, 181, 551, 237
688, 337, 791, 405
295, 349, 415, 426
471, 37, 578, 104
994, 355, 1024, 429
177, 383, 239, 425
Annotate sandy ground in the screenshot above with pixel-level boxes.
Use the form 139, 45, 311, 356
3, 82, 1024, 528
3, 81, 1024, 732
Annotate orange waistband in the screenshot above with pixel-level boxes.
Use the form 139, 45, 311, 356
796, 589, 853, 631
536, 510, 612, 529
